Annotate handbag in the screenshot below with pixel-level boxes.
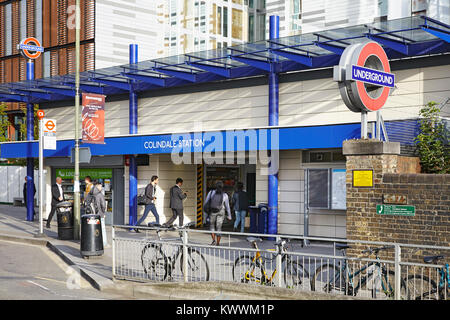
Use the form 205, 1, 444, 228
137, 194, 148, 206
137, 184, 151, 206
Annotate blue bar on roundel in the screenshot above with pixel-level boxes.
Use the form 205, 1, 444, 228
351, 65, 395, 88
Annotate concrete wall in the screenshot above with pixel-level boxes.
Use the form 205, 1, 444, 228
277, 150, 346, 238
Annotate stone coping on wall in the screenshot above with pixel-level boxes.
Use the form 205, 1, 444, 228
343, 139, 401, 156
383, 173, 450, 184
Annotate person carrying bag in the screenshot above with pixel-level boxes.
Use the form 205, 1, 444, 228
203, 181, 231, 246
135, 176, 160, 232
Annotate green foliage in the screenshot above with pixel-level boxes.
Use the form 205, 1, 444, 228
0, 104, 39, 167
19, 104, 39, 140
0, 104, 9, 143
414, 101, 450, 174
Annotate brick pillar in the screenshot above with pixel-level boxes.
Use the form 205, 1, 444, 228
343, 140, 402, 256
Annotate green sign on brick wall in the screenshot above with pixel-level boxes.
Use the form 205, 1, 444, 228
56, 168, 112, 180
376, 204, 415, 216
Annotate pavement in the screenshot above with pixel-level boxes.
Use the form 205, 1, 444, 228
0, 204, 353, 300
0, 240, 129, 300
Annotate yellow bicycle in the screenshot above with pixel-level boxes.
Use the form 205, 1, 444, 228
232, 237, 309, 289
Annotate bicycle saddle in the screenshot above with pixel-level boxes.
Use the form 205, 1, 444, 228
423, 255, 444, 264
247, 237, 262, 243
335, 243, 351, 250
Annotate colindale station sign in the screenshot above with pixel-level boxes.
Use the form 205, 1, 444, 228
333, 41, 395, 113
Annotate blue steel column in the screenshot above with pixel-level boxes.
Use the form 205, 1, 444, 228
268, 15, 279, 235
26, 60, 35, 222
129, 44, 138, 226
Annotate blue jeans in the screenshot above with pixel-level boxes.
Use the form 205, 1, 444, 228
136, 203, 159, 226
234, 210, 246, 232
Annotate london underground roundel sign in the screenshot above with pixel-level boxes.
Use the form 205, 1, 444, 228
333, 41, 394, 113
18, 37, 44, 60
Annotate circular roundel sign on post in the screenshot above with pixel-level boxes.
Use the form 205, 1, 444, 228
37, 110, 45, 120
333, 41, 395, 113
18, 37, 44, 60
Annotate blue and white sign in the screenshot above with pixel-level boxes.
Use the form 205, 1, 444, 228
19, 44, 44, 53
351, 65, 395, 88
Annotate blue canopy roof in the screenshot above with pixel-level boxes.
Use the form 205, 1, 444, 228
0, 15, 449, 104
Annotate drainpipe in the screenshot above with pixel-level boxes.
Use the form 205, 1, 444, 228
26, 59, 35, 222
267, 15, 279, 236
129, 44, 138, 226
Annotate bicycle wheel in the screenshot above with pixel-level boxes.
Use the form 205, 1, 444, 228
373, 270, 409, 300
181, 248, 210, 281
232, 255, 266, 285
311, 264, 347, 295
406, 274, 438, 300
283, 259, 310, 291
141, 243, 168, 281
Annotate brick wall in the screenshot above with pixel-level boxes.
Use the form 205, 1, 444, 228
346, 152, 450, 262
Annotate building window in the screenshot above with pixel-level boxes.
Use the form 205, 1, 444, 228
223, 7, 228, 37
307, 168, 346, 210
217, 7, 222, 36
292, 0, 301, 31
412, 0, 428, 13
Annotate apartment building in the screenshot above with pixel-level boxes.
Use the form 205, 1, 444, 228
265, 0, 450, 37
0, 0, 163, 140
161, 0, 250, 56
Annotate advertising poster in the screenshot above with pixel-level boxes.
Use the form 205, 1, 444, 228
82, 93, 106, 144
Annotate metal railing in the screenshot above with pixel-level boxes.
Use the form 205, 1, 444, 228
112, 225, 450, 300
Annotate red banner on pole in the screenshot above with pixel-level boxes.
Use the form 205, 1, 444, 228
82, 93, 106, 144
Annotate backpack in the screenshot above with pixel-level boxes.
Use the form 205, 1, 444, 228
237, 191, 249, 210
204, 190, 224, 214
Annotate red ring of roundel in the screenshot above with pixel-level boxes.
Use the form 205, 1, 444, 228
356, 42, 391, 112
22, 37, 42, 60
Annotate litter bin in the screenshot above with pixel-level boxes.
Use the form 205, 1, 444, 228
248, 206, 259, 233
80, 214, 104, 257
56, 201, 74, 240
257, 203, 268, 234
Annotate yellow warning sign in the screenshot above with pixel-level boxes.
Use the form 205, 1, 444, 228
353, 170, 373, 187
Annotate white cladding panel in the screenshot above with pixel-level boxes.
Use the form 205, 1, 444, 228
95, 0, 164, 69
41, 65, 450, 139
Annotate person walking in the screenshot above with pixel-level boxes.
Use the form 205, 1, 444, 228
204, 181, 231, 246
23, 176, 36, 218
85, 181, 108, 248
135, 175, 160, 232
163, 178, 188, 227
46, 177, 65, 228
232, 182, 249, 233
83, 176, 93, 203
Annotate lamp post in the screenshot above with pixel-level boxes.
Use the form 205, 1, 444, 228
73, 0, 81, 240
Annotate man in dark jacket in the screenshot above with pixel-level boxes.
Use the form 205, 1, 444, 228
163, 178, 188, 227
46, 177, 65, 228
135, 175, 160, 232
23, 177, 36, 218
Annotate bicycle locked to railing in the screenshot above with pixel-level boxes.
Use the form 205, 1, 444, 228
140, 222, 210, 282
310, 244, 410, 299
406, 255, 449, 300
232, 236, 310, 290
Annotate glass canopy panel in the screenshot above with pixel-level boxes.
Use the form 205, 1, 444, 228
370, 16, 436, 43
229, 41, 289, 61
